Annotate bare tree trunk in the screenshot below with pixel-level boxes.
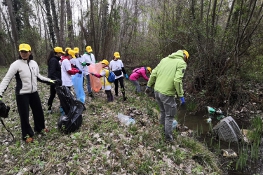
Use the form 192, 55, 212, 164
51, 0, 61, 46
44, 0, 56, 47
6, 0, 19, 51
90, 0, 97, 56
0, 7, 15, 63
66, 0, 74, 47
60, 0, 65, 48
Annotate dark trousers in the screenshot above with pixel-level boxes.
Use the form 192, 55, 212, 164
47, 84, 56, 108
114, 77, 125, 96
105, 90, 113, 102
16, 92, 46, 140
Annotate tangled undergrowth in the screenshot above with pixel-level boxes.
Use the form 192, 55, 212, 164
0, 67, 221, 175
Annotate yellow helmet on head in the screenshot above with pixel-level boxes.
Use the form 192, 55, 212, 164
54, 47, 65, 54
183, 50, 189, 59
65, 47, 71, 52
74, 47, 79, 53
101, 59, 109, 66
68, 49, 76, 58
19, 43, 31, 51
146, 67, 152, 73
114, 52, 120, 58
86, 46, 93, 53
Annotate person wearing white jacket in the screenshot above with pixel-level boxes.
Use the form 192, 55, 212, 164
81, 46, 96, 98
109, 52, 129, 101
0, 43, 55, 143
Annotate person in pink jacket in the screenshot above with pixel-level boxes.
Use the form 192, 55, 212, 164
129, 67, 151, 93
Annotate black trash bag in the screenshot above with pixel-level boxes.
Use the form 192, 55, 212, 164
55, 86, 75, 115
56, 86, 86, 133
0, 101, 10, 118
58, 101, 85, 134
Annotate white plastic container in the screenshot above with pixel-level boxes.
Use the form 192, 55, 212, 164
118, 113, 135, 126
172, 120, 178, 130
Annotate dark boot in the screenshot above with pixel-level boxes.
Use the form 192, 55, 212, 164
110, 92, 114, 102
105, 90, 112, 102
121, 88, 127, 101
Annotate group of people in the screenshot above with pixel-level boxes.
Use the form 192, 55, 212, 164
0, 42, 190, 144
47, 46, 95, 113
47, 46, 133, 107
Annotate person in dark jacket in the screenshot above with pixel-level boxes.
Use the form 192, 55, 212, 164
47, 47, 64, 113
0, 43, 55, 143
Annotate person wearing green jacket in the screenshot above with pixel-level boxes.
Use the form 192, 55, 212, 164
146, 50, 190, 143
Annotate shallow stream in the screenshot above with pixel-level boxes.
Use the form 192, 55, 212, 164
176, 106, 263, 175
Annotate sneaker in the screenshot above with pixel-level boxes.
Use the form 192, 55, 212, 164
43, 128, 49, 133
25, 137, 34, 143
36, 128, 49, 136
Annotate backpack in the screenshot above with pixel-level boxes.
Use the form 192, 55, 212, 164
107, 71, 116, 83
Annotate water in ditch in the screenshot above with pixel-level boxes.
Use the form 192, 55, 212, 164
176, 106, 263, 175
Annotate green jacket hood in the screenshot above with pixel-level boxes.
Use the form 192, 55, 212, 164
168, 50, 184, 60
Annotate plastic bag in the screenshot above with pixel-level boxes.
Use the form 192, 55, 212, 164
172, 120, 178, 130
89, 63, 103, 92
55, 86, 75, 115
57, 100, 85, 134
0, 101, 10, 118
117, 113, 135, 126
56, 86, 86, 133
72, 73, 85, 103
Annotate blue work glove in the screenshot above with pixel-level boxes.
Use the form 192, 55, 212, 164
145, 86, 152, 94
125, 74, 129, 79
180, 97, 185, 105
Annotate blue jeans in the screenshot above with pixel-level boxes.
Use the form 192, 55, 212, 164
154, 91, 177, 141
86, 75, 92, 93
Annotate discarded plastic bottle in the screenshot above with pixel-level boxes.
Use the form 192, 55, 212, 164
206, 118, 212, 123
127, 118, 135, 125
118, 113, 135, 126
172, 120, 178, 130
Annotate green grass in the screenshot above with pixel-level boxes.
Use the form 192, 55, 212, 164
0, 66, 221, 174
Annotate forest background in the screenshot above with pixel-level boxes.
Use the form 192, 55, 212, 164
1, 0, 263, 111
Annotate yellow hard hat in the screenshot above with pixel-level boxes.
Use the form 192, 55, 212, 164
100, 59, 109, 66
65, 47, 71, 52
68, 49, 76, 58
19, 43, 31, 51
114, 52, 120, 58
86, 46, 93, 53
146, 67, 152, 73
74, 47, 79, 53
183, 50, 189, 59
54, 47, 65, 54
